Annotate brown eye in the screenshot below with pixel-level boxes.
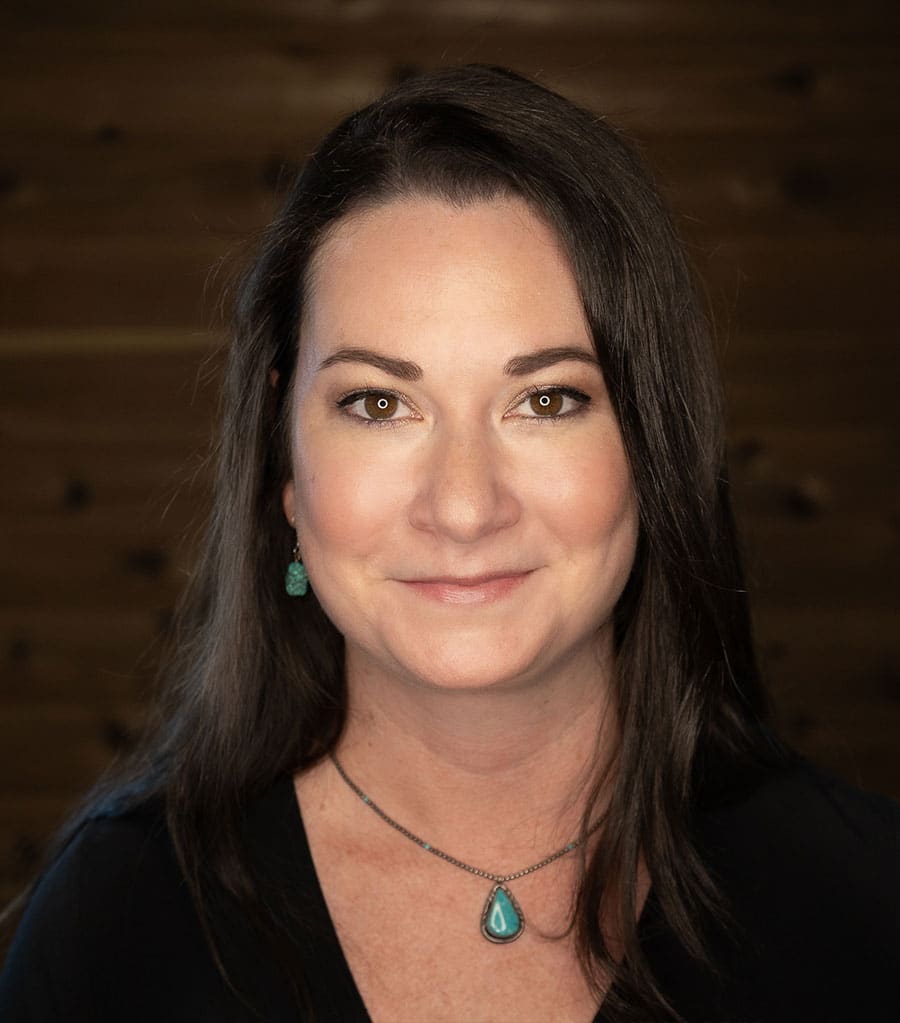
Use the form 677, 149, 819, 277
529, 391, 563, 416
363, 393, 399, 419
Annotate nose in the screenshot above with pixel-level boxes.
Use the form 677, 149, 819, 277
408, 427, 521, 544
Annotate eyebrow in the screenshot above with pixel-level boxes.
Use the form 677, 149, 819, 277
317, 345, 599, 380
503, 346, 600, 376
318, 347, 422, 381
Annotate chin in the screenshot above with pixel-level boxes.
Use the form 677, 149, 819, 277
410, 667, 540, 694
390, 637, 552, 694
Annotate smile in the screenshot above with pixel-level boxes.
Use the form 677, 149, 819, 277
399, 572, 533, 606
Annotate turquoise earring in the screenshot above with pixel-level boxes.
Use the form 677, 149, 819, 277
285, 540, 309, 597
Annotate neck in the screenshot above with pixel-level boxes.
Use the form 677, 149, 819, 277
331, 643, 618, 870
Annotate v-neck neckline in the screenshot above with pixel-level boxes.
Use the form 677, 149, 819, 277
259, 774, 675, 1023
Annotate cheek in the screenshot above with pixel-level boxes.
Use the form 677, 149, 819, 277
526, 431, 637, 552
293, 430, 408, 561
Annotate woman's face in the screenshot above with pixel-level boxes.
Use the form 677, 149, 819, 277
284, 196, 638, 694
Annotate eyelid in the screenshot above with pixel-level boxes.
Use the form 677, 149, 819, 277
335, 386, 422, 424
335, 383, 591, 424
504, 384, 592, 418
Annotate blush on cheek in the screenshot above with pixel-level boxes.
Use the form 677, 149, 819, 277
533, 442, 635, 541
296, 450, 405, 564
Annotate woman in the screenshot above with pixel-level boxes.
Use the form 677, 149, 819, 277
1, 65, 897, 1022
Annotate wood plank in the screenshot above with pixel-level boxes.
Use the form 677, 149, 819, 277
655, 135, 900, 235
0, 704, 146, 794
3, 2, 898, 42
696, 235, 900, 332
0, 328, 219, 357
0, 235, 231, 328
728, 425, 898, 495
0, 347, 220, 438
1, 0, 891, 39
1, 29, 898, 143
0, 607, 169, 703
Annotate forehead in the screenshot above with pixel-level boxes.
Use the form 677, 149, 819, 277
300, 196, 592, 362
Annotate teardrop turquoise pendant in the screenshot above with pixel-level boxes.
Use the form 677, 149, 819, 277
481, 884, 524, 943
285, 560, 309, 597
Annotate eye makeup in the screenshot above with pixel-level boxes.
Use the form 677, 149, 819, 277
333, 383, 594, 426
335, 388, 420, 426
504, 384, 592, 421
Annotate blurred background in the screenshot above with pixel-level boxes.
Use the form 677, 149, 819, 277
1, 1, 898, 908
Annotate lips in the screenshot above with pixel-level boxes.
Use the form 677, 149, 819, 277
399, 571, 532, 606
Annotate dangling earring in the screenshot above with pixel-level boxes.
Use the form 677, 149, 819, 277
285, 539, 309, 597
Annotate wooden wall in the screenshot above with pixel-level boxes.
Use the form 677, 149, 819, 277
2, 2, 898, 907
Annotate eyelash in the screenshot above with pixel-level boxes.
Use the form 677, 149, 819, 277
335, 385, 592, 426
335, 388, 420, 428
511, 384, 592, 422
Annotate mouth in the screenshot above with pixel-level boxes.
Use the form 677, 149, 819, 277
398, 571, 533, 606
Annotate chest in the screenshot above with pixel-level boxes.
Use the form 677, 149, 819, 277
313, 841, 603, 1023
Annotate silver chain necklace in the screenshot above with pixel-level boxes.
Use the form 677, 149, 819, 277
330, 753, 602, 944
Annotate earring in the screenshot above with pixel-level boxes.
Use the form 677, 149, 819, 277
285, 539, 309, 597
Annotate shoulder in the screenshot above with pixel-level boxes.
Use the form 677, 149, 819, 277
0, 790, 289, 1022
691, 757, 900, 1020
702, 755, 899, 890
5, 795, 185, 959
33, 797, 179, 917
2, 798, 198, 1020
35, 795, 184, 919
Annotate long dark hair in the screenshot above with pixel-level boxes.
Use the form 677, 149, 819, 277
12, 65, 780, 1020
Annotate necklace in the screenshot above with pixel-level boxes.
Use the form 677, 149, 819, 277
330, 753, 602, 944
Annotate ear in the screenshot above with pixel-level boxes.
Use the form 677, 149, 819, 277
282, 480, 296, 527
269, 368, 280, 389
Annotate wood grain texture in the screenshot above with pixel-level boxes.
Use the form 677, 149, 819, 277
1, 2, 897, 914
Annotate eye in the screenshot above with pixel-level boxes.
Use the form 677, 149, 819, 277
337, 389, 415, 423
508, 386, 591, 420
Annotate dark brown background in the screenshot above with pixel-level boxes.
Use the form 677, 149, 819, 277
2, 2, 899, 907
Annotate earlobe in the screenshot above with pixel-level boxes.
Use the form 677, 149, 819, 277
282, 480, 296, 527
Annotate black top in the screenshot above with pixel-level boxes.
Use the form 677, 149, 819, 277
1, 756, 898, 1022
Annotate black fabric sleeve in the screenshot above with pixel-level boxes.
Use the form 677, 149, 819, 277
639, 759, 900, 1023
0, 810, 262, 1023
